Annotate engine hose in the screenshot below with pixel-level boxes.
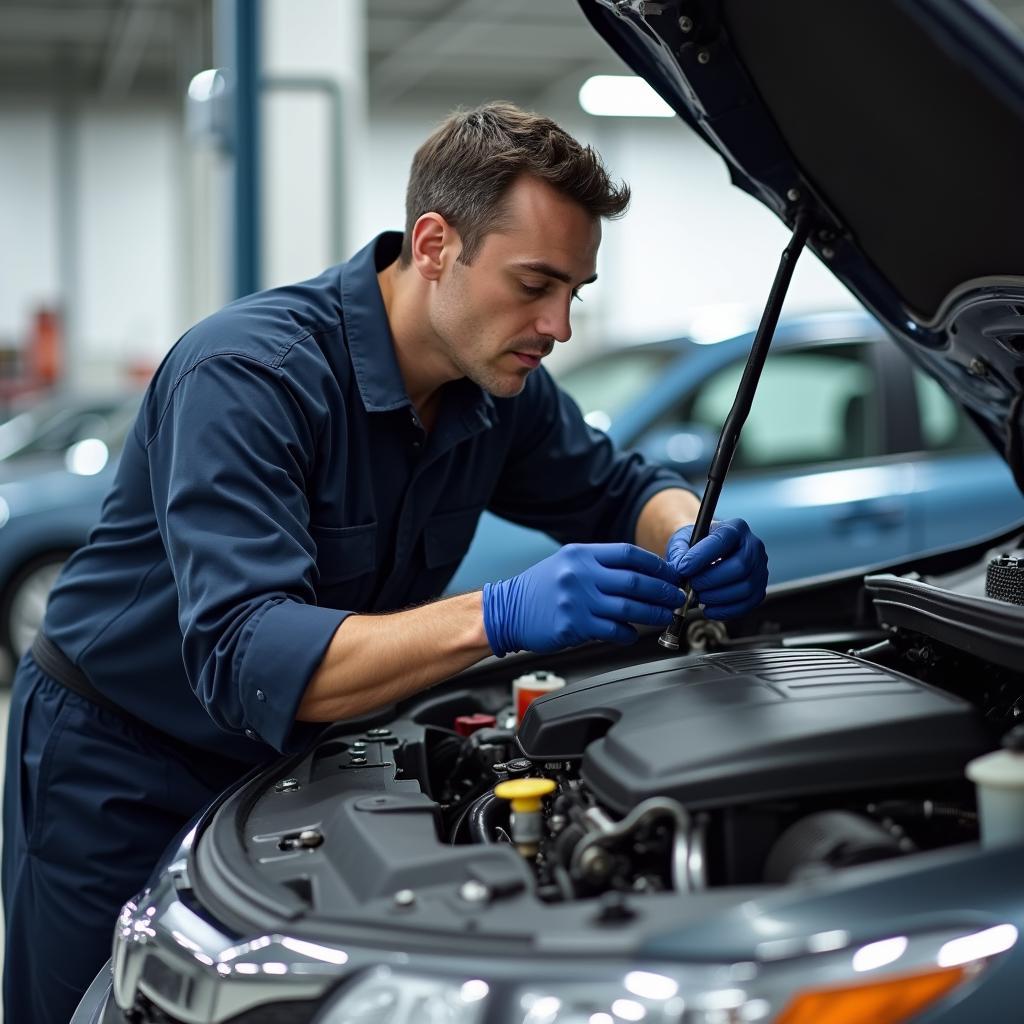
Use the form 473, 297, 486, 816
572, 797, 696, 893
468, 792, 506, 844
449, 778, 503, 845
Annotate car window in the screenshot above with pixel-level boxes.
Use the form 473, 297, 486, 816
558, 346, 683, 429
0, 396, 139, 461
676, 343, 883, 473
15, 409, 115, 456
912, 369, 989, 454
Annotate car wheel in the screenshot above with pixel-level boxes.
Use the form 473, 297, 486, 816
0, 553, 69, 679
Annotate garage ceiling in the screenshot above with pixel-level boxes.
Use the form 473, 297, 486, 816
0, 0, 1022, 107
367, 0, 623, 108
0, 0, 211, 98
0, 0, 612, 104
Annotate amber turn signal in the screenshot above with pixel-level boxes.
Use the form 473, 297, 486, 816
774, 965, 970, 1024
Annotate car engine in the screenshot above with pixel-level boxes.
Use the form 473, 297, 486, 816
425, 647, 993, 902
188, 540, 1024, 949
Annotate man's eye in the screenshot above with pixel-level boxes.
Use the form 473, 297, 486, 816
520, 282, 584, 303
520, 282, 547, 297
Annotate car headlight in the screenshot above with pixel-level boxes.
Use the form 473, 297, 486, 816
314, 968, 490, 1023
315, 923, 1016, 1024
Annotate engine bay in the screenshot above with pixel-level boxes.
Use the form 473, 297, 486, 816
190, 535, 1024, 949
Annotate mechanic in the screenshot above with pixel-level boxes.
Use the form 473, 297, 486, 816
2, 102, 768, 1024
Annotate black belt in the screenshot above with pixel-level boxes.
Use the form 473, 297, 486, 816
30, 632, 128, 719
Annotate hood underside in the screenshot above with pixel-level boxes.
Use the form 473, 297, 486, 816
579, 0, 1024, 485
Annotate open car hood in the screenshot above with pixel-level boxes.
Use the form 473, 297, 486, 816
578, 0, 1024, 486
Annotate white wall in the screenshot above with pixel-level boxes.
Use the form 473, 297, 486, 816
261, 0, 368, 289
589, 116, 857, 345
0, 99, 187, 386
76, 105, 185, 375
0, 104, 60, 344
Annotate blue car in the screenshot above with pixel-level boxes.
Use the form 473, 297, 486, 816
0, 393, 139, 669
448, 311, 1024, 592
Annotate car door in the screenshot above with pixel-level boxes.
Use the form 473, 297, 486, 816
653, 340, 915, 582
893, 359, 1024, 552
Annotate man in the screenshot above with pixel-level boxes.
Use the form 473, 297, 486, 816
2, 101, 768, 1022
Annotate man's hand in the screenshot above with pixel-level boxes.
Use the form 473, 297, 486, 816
482, 543, 686, 657
666, 518, 768, 620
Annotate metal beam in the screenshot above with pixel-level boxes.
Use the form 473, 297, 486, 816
214, 0, 261, 297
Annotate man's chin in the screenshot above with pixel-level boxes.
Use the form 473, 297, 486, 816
491, 375, 531, 399
471, 367, 531, 399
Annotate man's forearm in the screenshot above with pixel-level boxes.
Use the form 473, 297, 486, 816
298, 488, 701, 724
297, 591, 491, 722
635, 487, 701, 556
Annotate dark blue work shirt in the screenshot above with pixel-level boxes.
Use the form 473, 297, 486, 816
43, 233, 685, 763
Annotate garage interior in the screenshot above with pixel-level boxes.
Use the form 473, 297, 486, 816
3, 2, 1024, 1021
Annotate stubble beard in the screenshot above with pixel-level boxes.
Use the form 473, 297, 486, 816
443, 331, 529, 398
431, 278, 529, 399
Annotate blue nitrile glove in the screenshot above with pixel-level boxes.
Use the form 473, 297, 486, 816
482, 543, 686, 657
667, 518, 769, 620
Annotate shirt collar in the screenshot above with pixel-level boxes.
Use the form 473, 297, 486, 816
340, 232, 495, 429
341, 232, 411, 413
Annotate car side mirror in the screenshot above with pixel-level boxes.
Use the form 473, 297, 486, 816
635, 423, 717, 477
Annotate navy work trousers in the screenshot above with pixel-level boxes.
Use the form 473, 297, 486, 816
2, 654, 249, 1024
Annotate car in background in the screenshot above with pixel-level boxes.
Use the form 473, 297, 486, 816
0, 390, 140, 467
0, 391, 140, 669
448, 310, 1024, 592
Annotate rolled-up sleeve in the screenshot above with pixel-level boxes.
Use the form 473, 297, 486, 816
489, 368, 696, 545
146, 350, 348, 754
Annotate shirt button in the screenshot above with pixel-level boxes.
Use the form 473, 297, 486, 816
256, 689, 266, 702
245, 728, 257, 740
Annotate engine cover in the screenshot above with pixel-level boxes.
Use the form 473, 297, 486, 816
515, 648, 994, 815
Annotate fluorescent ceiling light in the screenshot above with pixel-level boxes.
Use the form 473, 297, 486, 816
579, 75, 674, 118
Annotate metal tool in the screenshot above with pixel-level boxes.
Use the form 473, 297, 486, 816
659, 209, 813, 650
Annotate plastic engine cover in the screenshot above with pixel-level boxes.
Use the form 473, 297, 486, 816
515, 649, 994, 815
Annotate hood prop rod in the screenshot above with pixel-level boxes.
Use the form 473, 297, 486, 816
659, 208, 813, 650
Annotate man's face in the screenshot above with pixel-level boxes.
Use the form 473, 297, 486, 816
428, 175, 601, 398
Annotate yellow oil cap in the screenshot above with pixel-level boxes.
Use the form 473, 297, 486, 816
494, 777, 556, 813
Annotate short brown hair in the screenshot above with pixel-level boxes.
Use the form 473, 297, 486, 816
400, 101, 630, 266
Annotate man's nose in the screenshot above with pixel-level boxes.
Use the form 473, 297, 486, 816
535, 297, 573, 344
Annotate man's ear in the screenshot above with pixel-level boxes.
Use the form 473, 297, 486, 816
410, 212, 460, 282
